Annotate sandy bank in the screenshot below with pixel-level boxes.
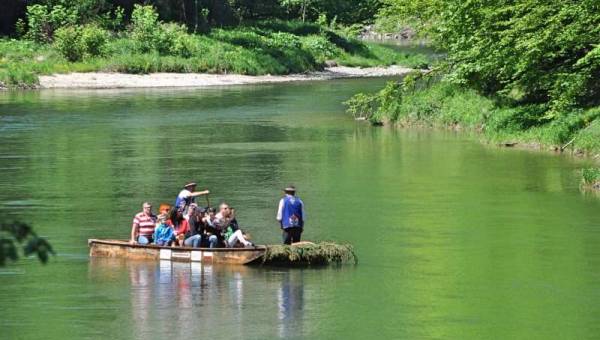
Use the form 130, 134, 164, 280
37, 66, 413, 89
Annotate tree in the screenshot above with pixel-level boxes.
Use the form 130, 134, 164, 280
0, 221, 54, 266
280, 0, 313, 22
377, 0, 600, 119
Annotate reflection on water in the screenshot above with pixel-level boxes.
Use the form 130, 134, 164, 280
2, 78, 600, 339
88, 258, 308, 339
278, 269, 304, 338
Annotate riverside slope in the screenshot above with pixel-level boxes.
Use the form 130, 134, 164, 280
38, 66, 413, 89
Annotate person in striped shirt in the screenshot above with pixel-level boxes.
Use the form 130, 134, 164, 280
130, 202, 157, 245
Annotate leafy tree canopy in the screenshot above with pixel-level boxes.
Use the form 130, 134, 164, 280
1, 0, 382, 36
378, 0, 600, 119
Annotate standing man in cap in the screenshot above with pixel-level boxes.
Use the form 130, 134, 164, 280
277, 185, 305, 245
130, 202, 157, 245
175, 182, 210, 213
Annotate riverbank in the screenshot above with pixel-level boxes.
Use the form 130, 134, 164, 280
346, 79, 600, 190
35, 65, 413, 89
347, 80, 600, 159
1, 16, 432, 90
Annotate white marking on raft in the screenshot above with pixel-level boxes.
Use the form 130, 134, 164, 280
201, 251, 213, 261
171, 251, 191, 260
191, 251, 202, 262
159, 249, 172, 260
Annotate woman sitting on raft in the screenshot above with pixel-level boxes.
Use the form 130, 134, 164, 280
173, 205, 192, 246
214, 203, 253, 248
183, 205, 207, 248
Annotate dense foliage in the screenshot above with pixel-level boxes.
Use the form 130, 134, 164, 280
0, 3, 429, 88
378, 0, 600, 116
263, 242, 358, 266
1, 0, 382, 36
0, 221, 54, 266
348, 1, 600, 156
582, 168, 600, 188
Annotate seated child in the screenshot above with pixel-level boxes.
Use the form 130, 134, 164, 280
153, 214, 175, 246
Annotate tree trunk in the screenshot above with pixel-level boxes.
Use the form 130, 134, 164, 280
193, 0, 198, 33
181, 0, 187, 24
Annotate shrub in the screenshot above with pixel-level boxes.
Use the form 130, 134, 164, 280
81, 25, 109, 57
54, 25, 109, 61
171, 34, 197, 58
156, 23, 194, 57
267, 32, 301, 50
300, 35, 340, 61
99, 6, 125, 31
0, 65, 38, 88
335, 24, 364, 38
130, 4, 160, 52
130, 6, 196, 58
53, 26, 85, 62
582, 168, 600, 186
25, 4, 78, 43
25, 5, 52, 43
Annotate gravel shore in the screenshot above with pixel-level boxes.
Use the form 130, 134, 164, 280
37, 65, 413, 89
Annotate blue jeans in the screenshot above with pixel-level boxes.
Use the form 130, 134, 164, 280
208, 235, 218, 248
138, 235, 152, 245
184, 234, 202, 248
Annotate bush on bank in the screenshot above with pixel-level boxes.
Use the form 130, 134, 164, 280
581, 168, 600, 190
345, 76, 600, 156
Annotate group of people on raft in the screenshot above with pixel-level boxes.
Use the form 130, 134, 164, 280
130, 182, 305, 248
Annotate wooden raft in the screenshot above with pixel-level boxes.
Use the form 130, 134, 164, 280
88, 239, 266, 265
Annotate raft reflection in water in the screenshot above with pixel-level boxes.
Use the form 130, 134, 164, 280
88, 258, 307, 338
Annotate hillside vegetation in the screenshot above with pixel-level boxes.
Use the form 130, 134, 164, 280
0, 1, 430, 88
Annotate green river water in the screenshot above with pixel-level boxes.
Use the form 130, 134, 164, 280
1, 78, 600, 339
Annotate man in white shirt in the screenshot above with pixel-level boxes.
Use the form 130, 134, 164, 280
175, 182, 210, 212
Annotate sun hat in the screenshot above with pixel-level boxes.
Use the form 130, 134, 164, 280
184, 182, 197, 188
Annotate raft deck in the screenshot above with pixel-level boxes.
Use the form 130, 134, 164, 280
88, 239, 266, 265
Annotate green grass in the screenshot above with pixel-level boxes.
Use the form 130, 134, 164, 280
350, 79, 600, 156
582, 168, 600, 186
0, 22, 432, 89
262, 242, 357, 266
336, 43, 431, 69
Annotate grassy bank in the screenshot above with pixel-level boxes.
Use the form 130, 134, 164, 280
581, 168, 600, 191
346, 78, 600, 189
0, 21, 430, 89
346, 79, 600, 157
